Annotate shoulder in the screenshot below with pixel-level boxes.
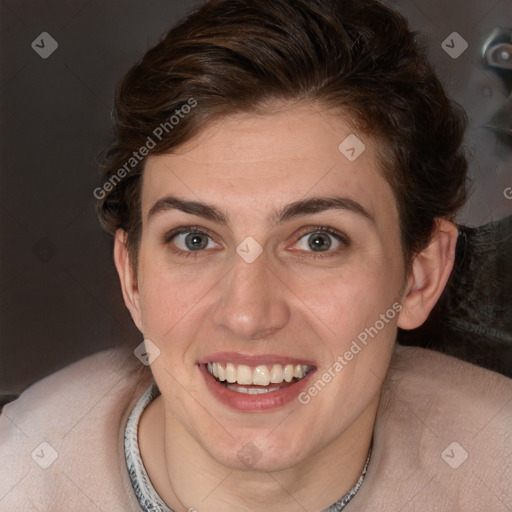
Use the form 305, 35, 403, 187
387, 342, 512, 392
384, 345, 512, 468
357, 345, 512, 511
0, 346, 151, 511
385, 344, 512, 433
1, 347, 149, 439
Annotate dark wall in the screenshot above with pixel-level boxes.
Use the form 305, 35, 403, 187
0, 0, 201, 395
1, 0, 511, 395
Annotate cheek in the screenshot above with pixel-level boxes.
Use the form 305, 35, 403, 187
136, 253, 213, 344
299, 262, 401, 411
288, 250, 402, 340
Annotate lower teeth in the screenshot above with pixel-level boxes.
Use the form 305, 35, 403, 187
225, 383, 281, 394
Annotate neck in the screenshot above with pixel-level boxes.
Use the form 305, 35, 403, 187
139, 395, 378, 512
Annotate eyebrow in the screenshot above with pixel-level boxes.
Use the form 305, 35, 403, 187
147, 195, 374, 226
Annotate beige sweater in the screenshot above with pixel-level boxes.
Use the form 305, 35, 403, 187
1, 345, 511, 511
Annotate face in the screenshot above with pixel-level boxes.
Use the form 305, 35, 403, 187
126, 105, 407, 472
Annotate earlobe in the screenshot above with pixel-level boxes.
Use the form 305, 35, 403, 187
397, 219, 458, 330
113, 229, 144, 333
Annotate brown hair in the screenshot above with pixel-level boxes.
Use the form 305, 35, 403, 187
96, 0, 468, 271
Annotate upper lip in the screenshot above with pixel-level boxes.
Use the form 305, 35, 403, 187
198, 352, 316, 367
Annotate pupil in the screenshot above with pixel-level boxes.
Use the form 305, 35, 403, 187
185, 232, 207, 250
308, 233, 331, 251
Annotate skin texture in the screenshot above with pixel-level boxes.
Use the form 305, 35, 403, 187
114, 105, 458, 512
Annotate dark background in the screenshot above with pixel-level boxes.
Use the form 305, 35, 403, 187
1, 0, 511, 396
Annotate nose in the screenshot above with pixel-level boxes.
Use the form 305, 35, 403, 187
212, 255, 290, 340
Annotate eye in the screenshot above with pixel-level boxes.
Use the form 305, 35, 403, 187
172, 230, 217, 251
163, 227, 221, 258
293, 228, 348, 255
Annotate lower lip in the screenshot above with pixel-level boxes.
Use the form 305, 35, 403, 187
199, 365, 315, 411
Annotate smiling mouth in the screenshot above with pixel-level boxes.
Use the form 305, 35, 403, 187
206, 362, 314, 394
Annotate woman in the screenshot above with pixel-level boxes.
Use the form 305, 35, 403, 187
1, 0, 511, 510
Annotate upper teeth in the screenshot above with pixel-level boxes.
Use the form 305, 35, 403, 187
207, 362, 310, 386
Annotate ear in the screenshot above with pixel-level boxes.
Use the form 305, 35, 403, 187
397, 219, 458, 330
113, 229, 144, 333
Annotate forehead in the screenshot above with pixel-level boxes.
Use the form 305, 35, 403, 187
141, 105, 397, 227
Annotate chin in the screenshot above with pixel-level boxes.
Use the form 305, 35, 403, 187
207, 432, 314, 473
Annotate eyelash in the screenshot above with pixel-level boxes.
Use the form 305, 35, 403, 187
162, 225, 349, 260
